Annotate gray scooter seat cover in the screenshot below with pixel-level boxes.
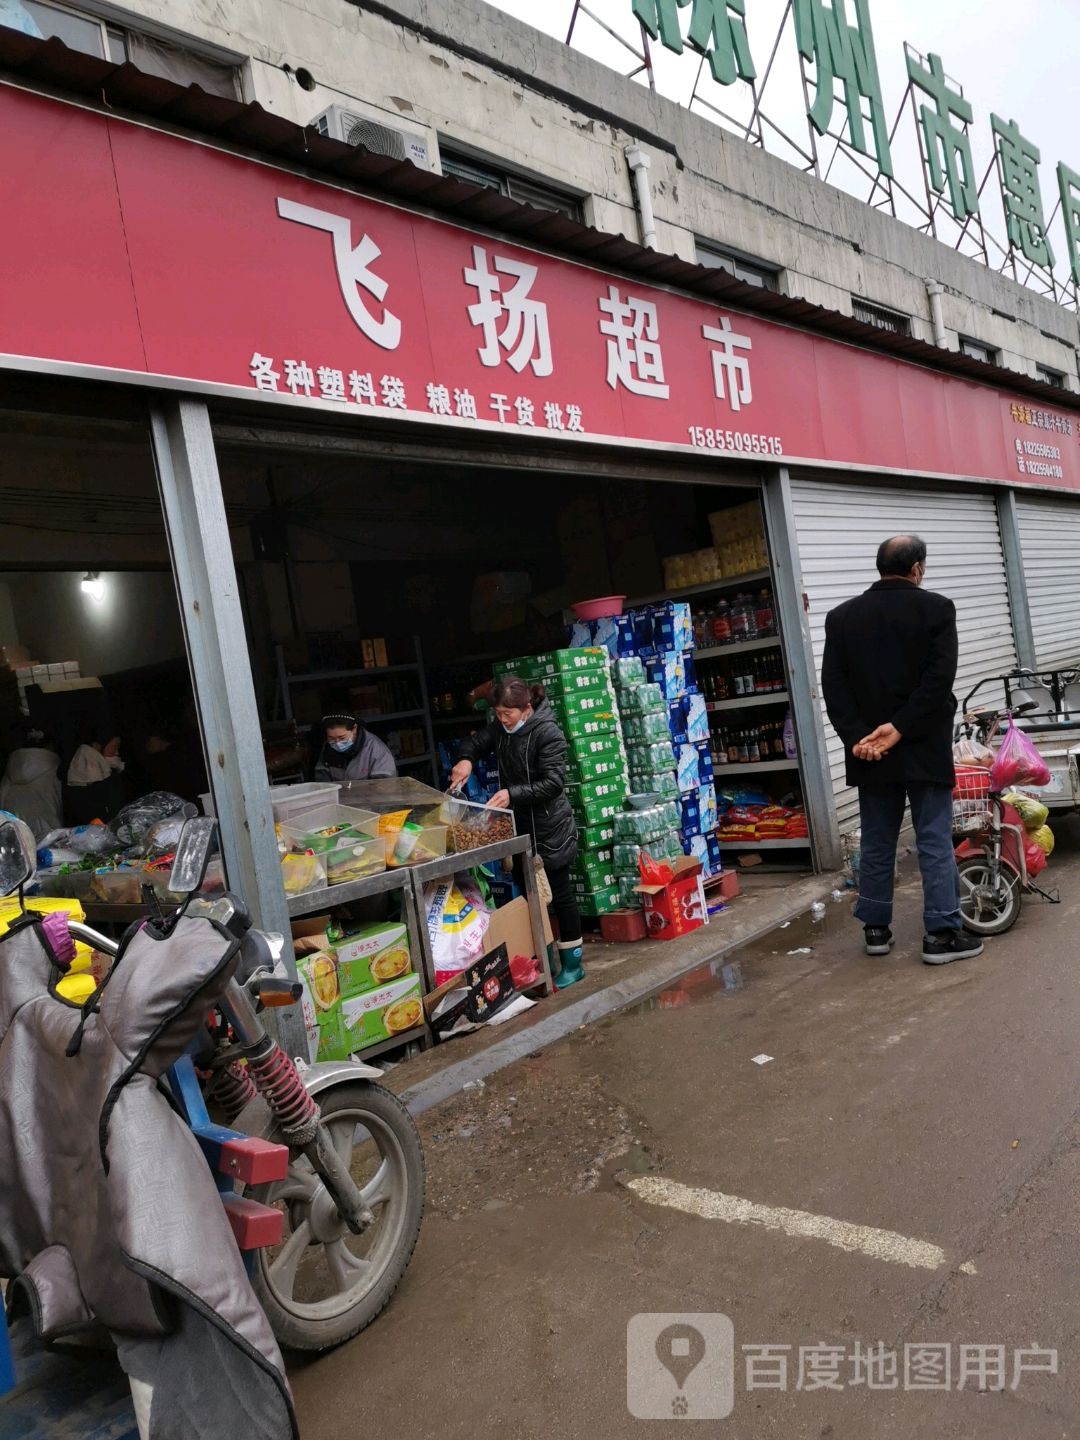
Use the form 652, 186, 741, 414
0, 914, 296, 1438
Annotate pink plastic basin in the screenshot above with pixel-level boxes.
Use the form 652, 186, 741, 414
572, 595, 626, 621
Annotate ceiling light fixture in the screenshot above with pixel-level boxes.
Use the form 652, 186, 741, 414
80, 571, 105, 602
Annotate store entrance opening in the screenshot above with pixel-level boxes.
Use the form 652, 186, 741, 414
0, 385, 208, 906
215, 431, 817, 885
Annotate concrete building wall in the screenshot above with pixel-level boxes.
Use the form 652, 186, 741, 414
59, 0, 1080, 388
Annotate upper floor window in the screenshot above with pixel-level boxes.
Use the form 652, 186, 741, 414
696, 239, 780, 291
440, 148, 583, 222
851, 297, 911, 336
15, 0, 241, 99
1035, 364, 1066, 389
959, 335, 1000, 365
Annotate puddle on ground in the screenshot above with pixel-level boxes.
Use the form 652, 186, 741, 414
625, 891, 855, 1016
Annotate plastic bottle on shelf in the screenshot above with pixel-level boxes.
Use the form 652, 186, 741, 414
729, 595, 748, 643
712, 599, 732, 646
756, 589, 775, 636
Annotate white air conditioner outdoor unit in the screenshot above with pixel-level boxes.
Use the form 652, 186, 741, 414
311, 103, 436, 172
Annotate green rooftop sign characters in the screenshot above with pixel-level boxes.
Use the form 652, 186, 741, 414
1057, 165, 1080, 288
793, 0, 892, 178
992, 116, 1054, 270
906, 50, 979, 223
627, 0, 1080, 292
632, 0, 756, 86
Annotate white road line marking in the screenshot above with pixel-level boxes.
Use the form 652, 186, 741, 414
627, 1176, 974, 1273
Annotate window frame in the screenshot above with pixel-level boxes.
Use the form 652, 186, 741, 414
439, 146, 584, 222
695, 238, 781, 291
20, 0, 244, 92
1035, 363, 1066, 389
850, 297, 912, 337
958, 335, 1000, 365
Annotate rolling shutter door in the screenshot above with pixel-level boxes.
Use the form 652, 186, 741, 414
790, 478, 1018, 832
1015, 494, 1080, 667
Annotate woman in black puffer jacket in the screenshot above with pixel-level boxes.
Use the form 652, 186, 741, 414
450, 675, 585, 989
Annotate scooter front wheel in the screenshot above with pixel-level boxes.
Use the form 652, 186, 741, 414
958, 856, 1022, 935
248, 1080, 425, 1352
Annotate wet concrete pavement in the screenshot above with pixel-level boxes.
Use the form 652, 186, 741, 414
291, 826, 1080, 1439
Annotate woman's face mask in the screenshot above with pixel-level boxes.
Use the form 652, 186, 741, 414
328, 730, 357, 753
495, 706, 528, 735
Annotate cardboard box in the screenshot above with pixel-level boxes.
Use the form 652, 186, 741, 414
570, 860, 617, 892
569, 729, 625, 762
485, 892, 553, 957
635, 855, 708, 940
578, 820, 616, 850
550, 685, 617, 717
575, 884, 621, 917
333, 920, 412, 999
341, 973, 424, 1052
568, 788, 625, 828
496, 648, 609, 681
557, 707, 620, 741
566, 750, 628, 786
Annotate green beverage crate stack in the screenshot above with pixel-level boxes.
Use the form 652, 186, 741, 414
494, 647, 627, 917
610, 656, 684, 910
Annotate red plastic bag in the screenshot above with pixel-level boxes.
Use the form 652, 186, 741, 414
989, 719, 1051, 791
639, 850, 675, 885
1024, 836, 1048, 877
509, 952, 542, 989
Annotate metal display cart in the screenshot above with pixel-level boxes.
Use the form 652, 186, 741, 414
285, 829, 553, 1055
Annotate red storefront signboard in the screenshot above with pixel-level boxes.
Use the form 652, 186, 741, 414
2, 84, 1077, 490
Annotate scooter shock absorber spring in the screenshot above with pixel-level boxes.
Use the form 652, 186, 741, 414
211, 1061, 258, 1123
246, 1042, 321, 1145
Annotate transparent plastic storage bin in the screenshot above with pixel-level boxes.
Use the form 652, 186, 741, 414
281, 805, 380, 852
201, 781, 341, 824
324, 834, 386, 885
443, 796, 516, 855
382, 816, 449, 868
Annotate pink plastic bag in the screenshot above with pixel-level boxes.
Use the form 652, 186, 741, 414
989, 719, 1051, 792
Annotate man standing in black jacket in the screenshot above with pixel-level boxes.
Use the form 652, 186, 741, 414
822, 535, 984, 965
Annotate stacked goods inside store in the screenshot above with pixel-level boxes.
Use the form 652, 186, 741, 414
709, 500, 770, 578
660, 499, 769, 591
573, 603, 722, 881
494, 647, 628, 918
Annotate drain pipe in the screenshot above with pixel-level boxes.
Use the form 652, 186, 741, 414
625, 143, 657, 251
926, 280, 948, 348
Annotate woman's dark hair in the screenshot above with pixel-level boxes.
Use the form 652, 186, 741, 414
322, 712, 359, 731
492, 675, 545, 710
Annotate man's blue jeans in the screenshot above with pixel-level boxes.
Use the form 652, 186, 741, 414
853, 783, 961, 934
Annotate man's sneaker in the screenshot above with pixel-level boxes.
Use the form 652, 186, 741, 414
922, 929, 985, 965
864, 926, 894, 956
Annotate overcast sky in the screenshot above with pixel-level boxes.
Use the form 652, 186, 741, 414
483, 0, 1075, 289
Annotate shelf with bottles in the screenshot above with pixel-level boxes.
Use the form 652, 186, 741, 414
712, 715, 794, 771
699, 648, 786, 703
691, 587, 777, 653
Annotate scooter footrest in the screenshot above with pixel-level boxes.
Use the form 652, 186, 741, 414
217, 1136, 290, 1185
220, 1193, 284, 1251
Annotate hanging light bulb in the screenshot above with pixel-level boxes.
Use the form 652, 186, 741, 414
80, 571, 105, 602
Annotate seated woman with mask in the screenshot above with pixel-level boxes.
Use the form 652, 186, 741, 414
314, 712, 397, 783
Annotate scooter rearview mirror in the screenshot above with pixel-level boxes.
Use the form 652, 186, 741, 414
168, 816, 218, 897
0, 820, 36, 899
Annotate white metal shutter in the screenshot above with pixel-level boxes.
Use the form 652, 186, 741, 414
1015, 494, 1080, 668
790, 478, 1018, 832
